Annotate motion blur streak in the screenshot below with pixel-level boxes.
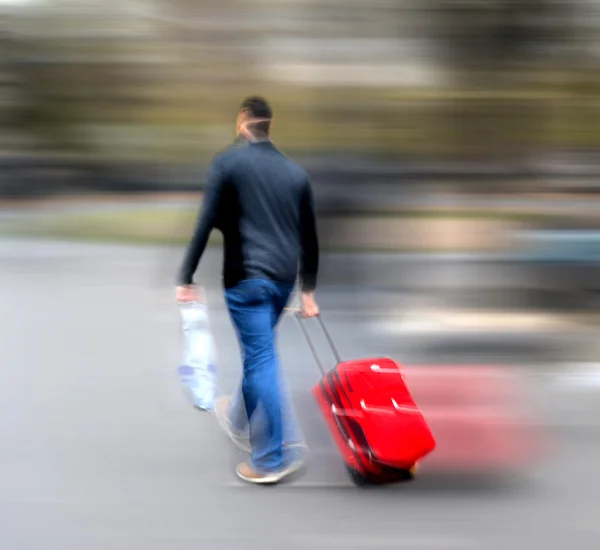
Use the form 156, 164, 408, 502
404, 365, 546, 475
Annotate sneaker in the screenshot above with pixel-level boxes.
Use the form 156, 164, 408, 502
236, 459, 306, 485
215, 396, 251, 453
215, 395, 309, 455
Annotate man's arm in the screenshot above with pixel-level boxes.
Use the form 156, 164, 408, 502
177, 162, 225, 286
299, 178, 319, 293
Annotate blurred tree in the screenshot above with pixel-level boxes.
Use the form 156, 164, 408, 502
0, 4, 165, 158
0, 0, 597, 184
425, 0, 579, 178
432, 0, 575, 73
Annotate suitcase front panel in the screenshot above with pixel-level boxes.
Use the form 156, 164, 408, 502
313, 358, 436, 474
313, 372, 373, 474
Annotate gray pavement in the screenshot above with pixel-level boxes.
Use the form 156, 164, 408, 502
1, 238, 600, 550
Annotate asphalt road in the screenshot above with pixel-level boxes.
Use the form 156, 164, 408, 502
1, 238, 600, 550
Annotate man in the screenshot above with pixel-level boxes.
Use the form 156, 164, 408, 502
176, 96, 319, 485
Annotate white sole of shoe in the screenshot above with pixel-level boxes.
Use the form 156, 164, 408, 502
214, 401, 309, 456
218, 420, 251, 453
214, 398, 252, 453
230, 435, 251, 453
236, 460, 306, 485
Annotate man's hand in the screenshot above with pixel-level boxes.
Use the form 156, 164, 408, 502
301, 291, 319, 318
176, 285, 201, 303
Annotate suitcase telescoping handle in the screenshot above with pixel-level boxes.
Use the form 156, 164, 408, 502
287, 309, 342, 377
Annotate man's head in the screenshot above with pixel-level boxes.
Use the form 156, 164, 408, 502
236, 96, 273, 142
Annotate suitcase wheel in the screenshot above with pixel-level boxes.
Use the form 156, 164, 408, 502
345, 464, 418, 487
345, 465, 372, 487
392, 467, 417, 482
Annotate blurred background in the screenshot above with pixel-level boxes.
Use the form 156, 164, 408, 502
0, 0, 599, 308
0, 1, 599, 549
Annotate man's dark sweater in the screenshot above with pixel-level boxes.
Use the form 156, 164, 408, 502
178, 141, 319, 291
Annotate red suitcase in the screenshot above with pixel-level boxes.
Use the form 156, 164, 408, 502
295, 314, 436, 486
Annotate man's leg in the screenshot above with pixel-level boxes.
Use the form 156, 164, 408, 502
215, 384, 251, 453
227, 384, 248, 434
270, 283, 305, 450
224, 283, 304, 449
225, 279, 285, 473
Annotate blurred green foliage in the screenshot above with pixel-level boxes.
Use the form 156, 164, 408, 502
0, 0, 599, 164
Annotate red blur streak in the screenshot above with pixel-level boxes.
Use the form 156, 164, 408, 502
402, 365, 549, 473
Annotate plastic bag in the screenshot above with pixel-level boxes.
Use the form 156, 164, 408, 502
177, 298, 217, 411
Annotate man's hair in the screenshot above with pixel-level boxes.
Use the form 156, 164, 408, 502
239, 96, 272, 136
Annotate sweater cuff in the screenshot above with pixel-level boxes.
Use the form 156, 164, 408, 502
300, 276, 317, 293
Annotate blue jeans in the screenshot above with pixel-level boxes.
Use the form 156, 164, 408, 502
224, 279, 303, 472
